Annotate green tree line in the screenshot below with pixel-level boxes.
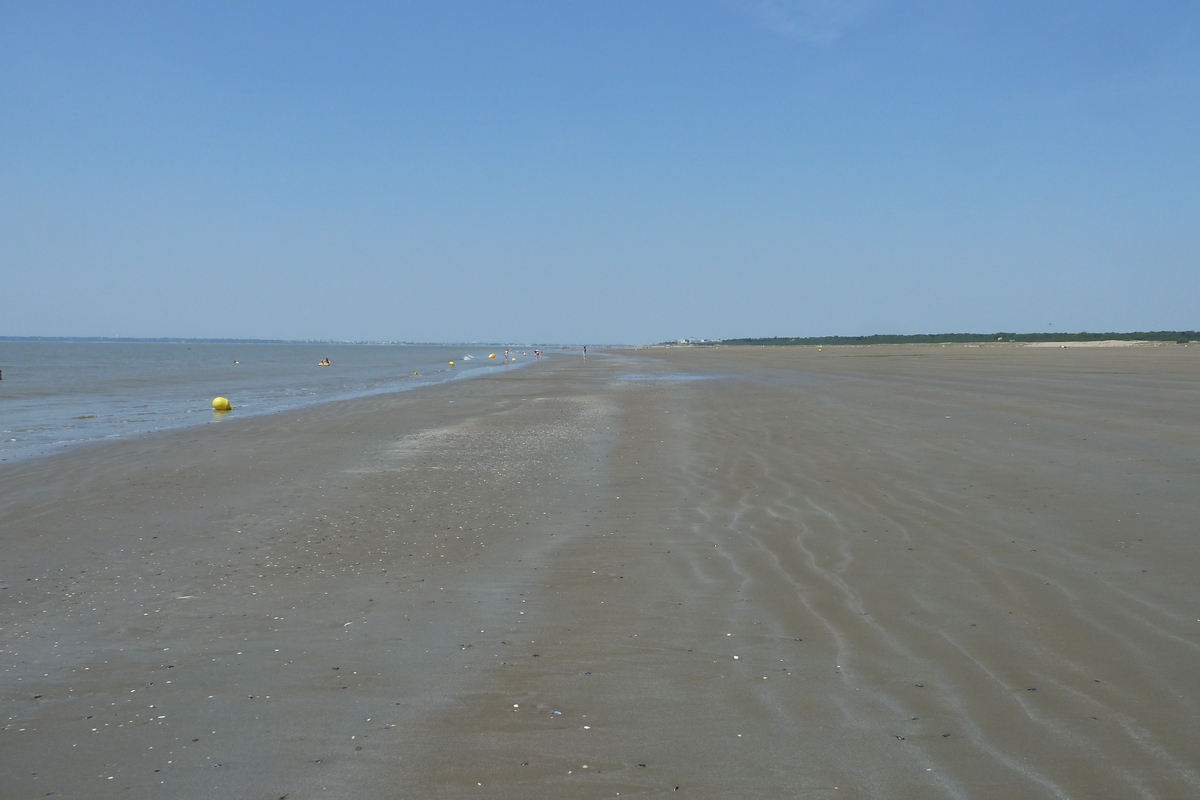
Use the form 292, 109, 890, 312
713, 331, 1198, 346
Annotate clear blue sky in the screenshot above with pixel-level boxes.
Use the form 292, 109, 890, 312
3, 1, 1197, 343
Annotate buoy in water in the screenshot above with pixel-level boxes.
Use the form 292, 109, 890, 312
212, 397, 232, 411
488, 353, 496, 359
449, 361, 455, 366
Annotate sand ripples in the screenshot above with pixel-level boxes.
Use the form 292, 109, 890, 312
645, 351, 1200, 798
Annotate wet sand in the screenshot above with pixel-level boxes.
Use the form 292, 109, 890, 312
3, 345, 1199, 798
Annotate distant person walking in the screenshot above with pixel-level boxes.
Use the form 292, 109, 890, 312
582, 345, 587, 361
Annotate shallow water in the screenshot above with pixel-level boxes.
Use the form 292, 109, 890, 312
0, 341, 531, 461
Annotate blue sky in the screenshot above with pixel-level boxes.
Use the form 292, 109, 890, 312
3, 1, 1197, 343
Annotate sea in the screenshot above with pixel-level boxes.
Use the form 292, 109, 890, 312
0, 341, 539, 463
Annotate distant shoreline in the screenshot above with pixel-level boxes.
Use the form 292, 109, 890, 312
689, 330, 1197, 347
5, 331, 1195, 348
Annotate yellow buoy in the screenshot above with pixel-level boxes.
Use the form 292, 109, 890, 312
488, 353, 496, 359
212, 397, 232, 411
449, 361, 455, 366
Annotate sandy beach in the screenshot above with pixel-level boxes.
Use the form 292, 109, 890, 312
3, 345, 1199, 799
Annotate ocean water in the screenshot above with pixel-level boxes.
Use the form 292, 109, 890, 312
0, 341, 533, 463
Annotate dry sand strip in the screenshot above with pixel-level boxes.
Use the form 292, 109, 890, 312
2, 345, 1199, 799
